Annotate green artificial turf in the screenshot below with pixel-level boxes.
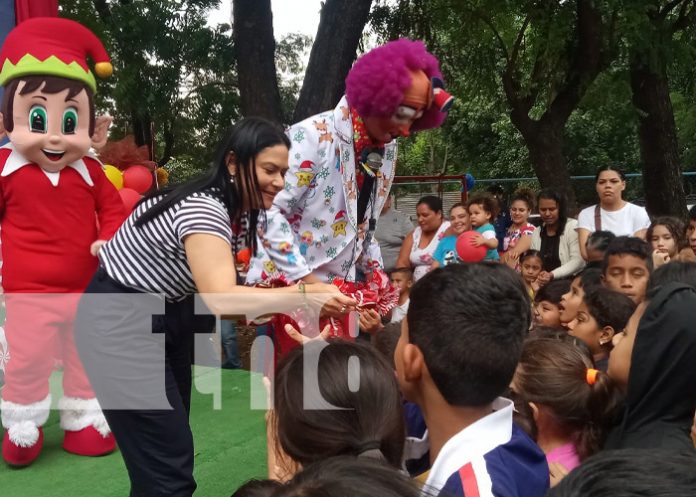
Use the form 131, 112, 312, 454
0, 367, 267, 496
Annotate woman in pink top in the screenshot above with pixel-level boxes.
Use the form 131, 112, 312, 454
511, 336, 623, 484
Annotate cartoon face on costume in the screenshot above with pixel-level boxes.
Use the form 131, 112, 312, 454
4, 80, 92, 173
278, 241, 292, 254
295, 160, 315, 187
301, 231, 314, 245
332, 220, 347, 238
263, 260, 278, 274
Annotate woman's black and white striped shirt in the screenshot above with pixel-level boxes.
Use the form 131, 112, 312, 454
100, 189, 233, 301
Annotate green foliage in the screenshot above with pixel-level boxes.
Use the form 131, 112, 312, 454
60, 0, 237, 170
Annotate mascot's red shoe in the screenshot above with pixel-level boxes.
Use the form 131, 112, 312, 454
59, 397, 115, 456
2, 427, 44, 467
63, 426, 115, 456
1, 395, 51, 467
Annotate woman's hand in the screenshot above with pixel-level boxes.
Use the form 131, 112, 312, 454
537, 271, 554, 286
301, 282, 357, 318
358, 308, 384, 335
284, 323, 332, 344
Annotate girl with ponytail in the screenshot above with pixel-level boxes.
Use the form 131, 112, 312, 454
512, 337, 623, 478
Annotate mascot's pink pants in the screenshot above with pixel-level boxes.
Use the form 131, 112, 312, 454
1, 293, 94, 404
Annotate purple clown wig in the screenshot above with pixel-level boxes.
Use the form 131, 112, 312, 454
345, 38, 446, 132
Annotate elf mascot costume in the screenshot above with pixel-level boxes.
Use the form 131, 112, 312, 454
0, 17, 126, 466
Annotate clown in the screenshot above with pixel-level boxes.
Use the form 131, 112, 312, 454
0, 18, 126, 466
246, 39, 452, 345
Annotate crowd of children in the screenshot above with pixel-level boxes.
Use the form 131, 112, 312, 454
226, 187, 696, 497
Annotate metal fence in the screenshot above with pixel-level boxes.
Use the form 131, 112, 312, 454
391, 173, 696, 220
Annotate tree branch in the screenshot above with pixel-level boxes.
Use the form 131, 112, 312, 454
660, 0, 687, 20
672, 0, 696, 32
510, 14, 531, 68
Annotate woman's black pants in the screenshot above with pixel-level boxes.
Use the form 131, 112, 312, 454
75, 268, 214, 497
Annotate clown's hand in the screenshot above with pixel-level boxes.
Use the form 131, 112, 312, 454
284, 323, 332, 344
90, 239, 107, 256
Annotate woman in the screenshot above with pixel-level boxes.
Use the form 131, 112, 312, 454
577, 166, 651, 260
74, 118, 355, 497
501, 189, 536, 269
531, 189, 585, 285
431, 202, 470, 268
396, 195, 450, 281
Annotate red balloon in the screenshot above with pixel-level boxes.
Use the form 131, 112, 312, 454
123, 165, 153, 194
119, 187, 142, 212
456, 231, 487, 262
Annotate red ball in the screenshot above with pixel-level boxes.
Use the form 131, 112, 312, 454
123, 165, 154, 194
119, 187, 142, 212
456, 231, 487, 262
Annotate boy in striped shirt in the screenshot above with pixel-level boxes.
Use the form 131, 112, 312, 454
394, 264, 549, 497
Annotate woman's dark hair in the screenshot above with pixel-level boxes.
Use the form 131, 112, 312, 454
417, 195, 443, 214
371, 322, 401, 367
648, 261, 696, 294
536, 189, 568, 234
577, 267, 603, 293
595, 164, 626, 182
547, 449, 696, 497
586, 230, 616, 252
273, 340, 405, 470
646, 216, 687, 252
134, 117, 290, 256
449, 201, 465, 214
516, 338, 623, 460
466, 192, 500, 220
277, 456, 425, 497
511, 187, 536, 211
534, 279, 571, 305
230, 479, 282, 497
520, 249, 542, 265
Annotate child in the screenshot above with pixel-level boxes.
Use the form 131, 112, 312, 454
520, 250, 543, 300
566, 287, 636, 371
513, 338, 622, 477
559, 268, 602, 325
395, 264, 549, 496
533, 279, 572, 328
646, 216, 686, 267
466, 193, 500, 261
389, 268, 413, 323
601, 236, 652, 304
268, 340, 405, 481
432, 203, 470, 268
585, 230, 615, 269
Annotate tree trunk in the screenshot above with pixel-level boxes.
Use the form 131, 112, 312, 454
232, 0, 283, 123
131, 110, 152, 151
292, 0, 373, 122
514, 116, 577, 209
630, 57, 686, 217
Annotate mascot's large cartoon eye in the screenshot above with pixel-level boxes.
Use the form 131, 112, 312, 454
29, 105, 47, 133
62, 108, 78, 135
